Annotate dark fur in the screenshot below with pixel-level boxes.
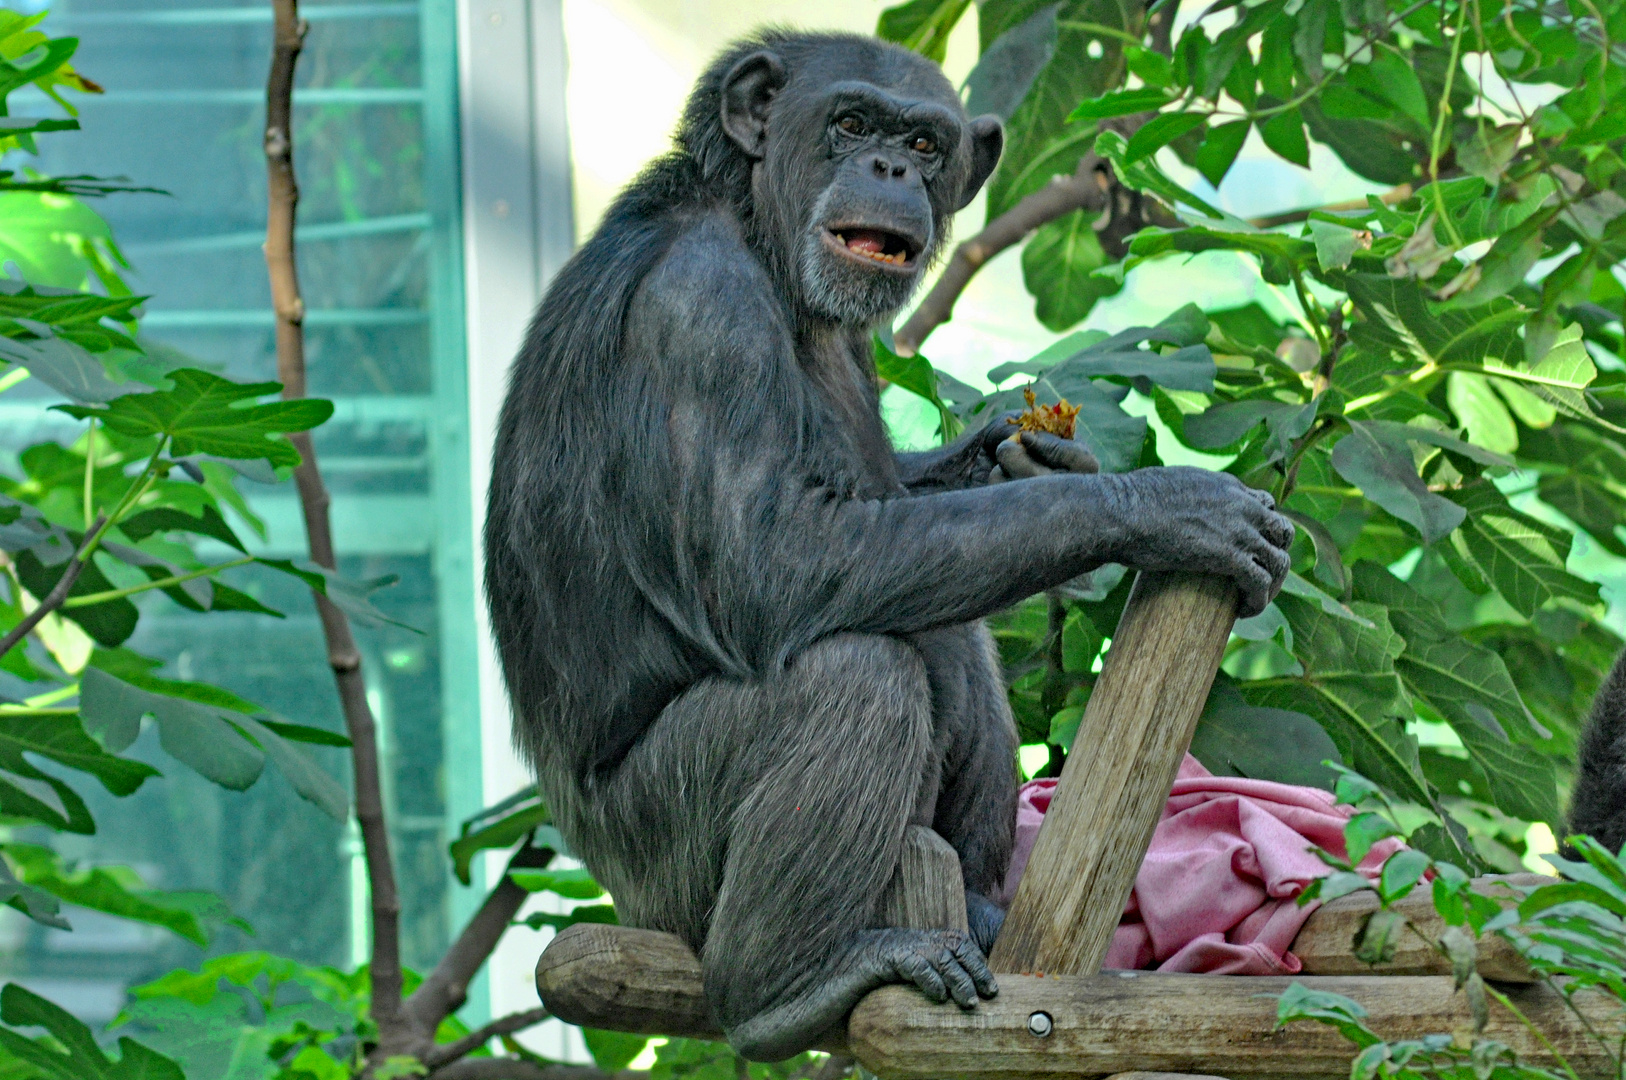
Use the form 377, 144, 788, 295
486, 29, 1294, 1060
1569, 650, 1626, 855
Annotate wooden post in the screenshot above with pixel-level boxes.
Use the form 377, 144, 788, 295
880, 825, 968, 933
989, 572, 1237, 976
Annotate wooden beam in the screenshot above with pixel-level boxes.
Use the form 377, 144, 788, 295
847, 971, 1621, 1079
990, 572, 1238, 975
536, 826, 965, 1049
531, 876, 1546, 1043
1293, 875, 1548, 982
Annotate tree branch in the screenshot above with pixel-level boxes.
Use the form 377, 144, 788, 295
262, 0, 408, 1044
894, 158, 1108, 356
426, 1008, 551, 1068
0, 517, 104, 660
407, 844, 555, 1030
430, 1060, 626, 1080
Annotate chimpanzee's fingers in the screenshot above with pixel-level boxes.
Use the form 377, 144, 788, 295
988, 465, 1010, 484
1020, 431, 1098, 474
949, 934, 999, 999
995, 437, 1053, 480
980, 411, 1024, 456
935, 946, 980, 1009
894, 950, 949, 1004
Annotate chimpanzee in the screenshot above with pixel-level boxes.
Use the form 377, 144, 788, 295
485, 30, 1295, 1060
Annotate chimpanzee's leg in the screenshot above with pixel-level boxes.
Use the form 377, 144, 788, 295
908, 622, 1020, 952
587, 632, 996, 1061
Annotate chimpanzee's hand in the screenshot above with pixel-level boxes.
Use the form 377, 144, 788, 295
1103, 467, 1294, 618
980, 412, 1099, 483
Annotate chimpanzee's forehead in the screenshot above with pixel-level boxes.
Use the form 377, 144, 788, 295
786, 38, 960, 111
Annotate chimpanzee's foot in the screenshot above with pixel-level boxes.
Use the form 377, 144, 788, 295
965, 890, 1006, 956
720, 928, 998, 1061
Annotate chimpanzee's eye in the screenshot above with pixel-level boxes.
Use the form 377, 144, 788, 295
912, 135, 936, 154
837, 115, 868, 136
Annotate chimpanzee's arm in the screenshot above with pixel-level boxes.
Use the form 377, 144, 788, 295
610, 245, 1292, 678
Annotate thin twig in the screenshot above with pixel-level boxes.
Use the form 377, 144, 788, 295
262, 0, 408, 1046
62, 555, 255, 608
425, 1008, 550, 1068
0, 514, 107, 660
407, 843, 555, 1030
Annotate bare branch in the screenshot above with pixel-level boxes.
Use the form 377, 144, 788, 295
407, 844, 555, 1029
263, 0, 407, 1038
0, 516, 104, 660
431, 1059, 628, 1080
425, 1008, 551, 1068
894, 159, 1107, 356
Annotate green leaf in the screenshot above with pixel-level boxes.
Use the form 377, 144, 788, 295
3, 844, 247, 946
583, 1030, 648, 1073
1445, 481, 1600, 617
55, 369, 332, 467
1446, 372, 1517, 455
1093, 130, 1229, 220
1538, 471, 1626, 557
0, 983, 185, 1080
78, 667, 264, 789
0, 711, 156, 833
875, 0, 971, 61
1482, 324, 1619, 432
1259, 108, 1310, 167
258, 560, 421, 633
1068, 86, 1173, 122
964, 4, 1059, 120
1124, 111, 1209, 163
118, 504, 247, 554
259, 721, 350, 748
985, 0, 1131, 218
1252, 595, 1429, 805
1330, 421, 1465, 544
1190, 678, 1340, 788
509, 866, 604, 900
1020, 209, 1121, 330
1352, 562, 1546, 745
79, 666, 350, 818
1307, 219, 1368, 272
1185, 397, 1317, 458
1377, 849, 1432, 902
0, 328, 150, 404
449, 797, 555, 886
232, 714, 348, 821
1192, 120, 1251, 187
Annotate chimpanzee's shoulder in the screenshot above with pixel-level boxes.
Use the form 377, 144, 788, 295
638, 208, 783, 323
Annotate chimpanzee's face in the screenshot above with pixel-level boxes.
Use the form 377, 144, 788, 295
720, 43, 1002, 324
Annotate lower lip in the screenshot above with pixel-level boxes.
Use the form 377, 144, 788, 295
823, 230, 915, 270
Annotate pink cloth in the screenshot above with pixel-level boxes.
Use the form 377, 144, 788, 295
996, 754, 1405, 975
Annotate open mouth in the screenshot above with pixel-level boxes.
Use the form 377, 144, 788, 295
825, 226, 920, 268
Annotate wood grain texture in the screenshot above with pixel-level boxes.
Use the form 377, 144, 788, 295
880, 825, 969, 933
537, 923, 723, 1040
534, 826, 965, 1049
990, 572, 1238, 975
1294, 875, 1550, 981
847, 971, 1621, 1079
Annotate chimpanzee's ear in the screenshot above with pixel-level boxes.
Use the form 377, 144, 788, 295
957, 115, 1004, 210
720, 51, 788, 159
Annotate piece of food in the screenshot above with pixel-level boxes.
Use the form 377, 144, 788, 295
1011, 385, 1081, 440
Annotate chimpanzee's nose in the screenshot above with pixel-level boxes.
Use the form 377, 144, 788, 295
868, 153, 910, 180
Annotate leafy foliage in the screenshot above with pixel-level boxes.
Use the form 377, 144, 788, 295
879, 0, 1626, 880
1279, 781, 1626, 1080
